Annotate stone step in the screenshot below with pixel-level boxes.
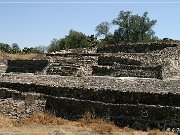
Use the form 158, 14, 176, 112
45, 63, 81, 76
0, 88, 45, 100
6, 60, 48, 73
0, 82, 180, 107
1, 78, 180, 129
1, 85, 180, 129
98, 56, 142, 66
111, 70, 158, 78
92, 65, 162, 79
45, 96, 180, 129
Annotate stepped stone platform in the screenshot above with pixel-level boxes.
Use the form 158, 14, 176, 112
3, 43, 180, 79
93, 64, 162, 79
93, 43, 180, 79
45, 53, 98, 76
0, 42, 180, 131
0, 74, 180, 130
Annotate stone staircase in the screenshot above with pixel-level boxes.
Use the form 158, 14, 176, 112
45, 55, 98, 76
93, 64, 162, 79
93, 56, 163, 79
45, 63, 81, 76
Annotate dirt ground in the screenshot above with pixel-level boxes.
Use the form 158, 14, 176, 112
0, 112, 177, 135
0, 125, 177, 135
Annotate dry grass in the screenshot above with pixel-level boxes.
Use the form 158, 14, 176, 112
0, 114, 13, 128
7, 53, 44, 60
17, 111, 69, 126
76, 111, 119, 134
0, 52, 44, 60
0, 112, 177, 135
78, 118, 119, 134
73, 112, 176, 135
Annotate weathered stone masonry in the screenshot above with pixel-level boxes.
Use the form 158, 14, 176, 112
4, 43, 180, 79
0, 43, 180, 130
97, 43, 178, 53
93, 43, 180, 79
0, 75, 180, 129
6, 60, 48, 73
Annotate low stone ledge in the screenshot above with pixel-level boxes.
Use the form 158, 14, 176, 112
92, 64, 162, 79
6, 60, 48, 73
45, 96, 180, 129
0, 79, 180, 107
0, 75, 179, 93
97, 43, 178, 53
46, 53, 101, 57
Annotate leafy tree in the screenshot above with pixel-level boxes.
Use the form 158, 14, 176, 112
162, 38, 174, 42
65, 30, 91, 49
22, 47, 31, 54
48, 30, 91, 52
47, 38, 67, 53
139, 12, 157, 41
0, 43, 11, 53
48, 39, 60, 53
95, 21, 110, 38
112, 11, 157, 42
112, 11, 132, 42
34, 45, 47, 54
87, 35, 98, 46
11, 43, 21, 53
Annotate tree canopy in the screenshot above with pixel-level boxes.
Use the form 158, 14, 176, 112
95, 11, 157, 44
0, 42, 46, 54
48, 30, 92, 52
111, 11, 157, 42
95, 21, 110, 38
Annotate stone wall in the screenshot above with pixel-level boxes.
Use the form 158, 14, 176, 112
6, 60, 48, 73
94, 44, 180, 79
3, 43, 180, 78
1, 42, 180, 130
0, 87, 45, 120
45, 54, 98, 76
0, 81, 180, 107
97, 43, 178, 53
93, 64, 162, 79
47, 46, 97, 54
94, 54, 163, 79
46, 96, 180, 129
46, 64, 81, 76
0, 75, 180, 129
